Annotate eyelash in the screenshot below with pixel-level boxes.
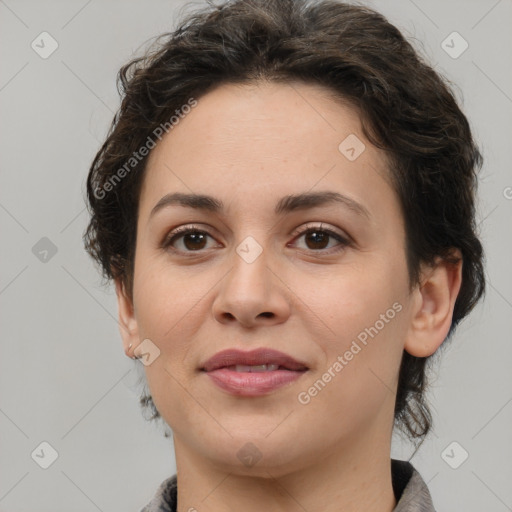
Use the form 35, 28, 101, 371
161, 223, 351, 255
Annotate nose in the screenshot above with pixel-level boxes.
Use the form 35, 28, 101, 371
211, 245, 291, 329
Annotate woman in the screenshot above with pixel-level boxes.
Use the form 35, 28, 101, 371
84, 0, 485, 510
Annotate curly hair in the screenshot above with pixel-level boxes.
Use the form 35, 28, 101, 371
84, 0, 485, 442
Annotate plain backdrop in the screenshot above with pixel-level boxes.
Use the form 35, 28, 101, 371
1, 0, 511, 510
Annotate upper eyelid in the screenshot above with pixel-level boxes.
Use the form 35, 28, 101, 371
290, 222, 347, 238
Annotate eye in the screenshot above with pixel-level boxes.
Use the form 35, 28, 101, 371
162, 225, 218, 253
161, 223, 351, 255
290, 224, 350, 253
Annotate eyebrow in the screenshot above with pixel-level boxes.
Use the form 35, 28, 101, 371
149, 191, 371, 220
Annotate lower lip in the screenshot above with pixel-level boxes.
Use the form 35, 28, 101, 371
204, 368, 307, 396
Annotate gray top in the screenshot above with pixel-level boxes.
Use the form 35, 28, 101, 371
140, 459, 435, 512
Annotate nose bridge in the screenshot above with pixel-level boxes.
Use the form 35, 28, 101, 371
227, 235, 271, 303
212, 233, 290, 326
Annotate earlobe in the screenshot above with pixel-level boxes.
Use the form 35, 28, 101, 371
114, 278, 139, 355
404, 251, 463, 358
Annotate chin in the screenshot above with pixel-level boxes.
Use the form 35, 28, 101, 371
195, 429, 315, 476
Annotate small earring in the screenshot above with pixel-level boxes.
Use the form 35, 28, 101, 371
128, 343, 138, 360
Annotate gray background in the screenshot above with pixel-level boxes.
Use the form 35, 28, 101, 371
1, 0, 511, 510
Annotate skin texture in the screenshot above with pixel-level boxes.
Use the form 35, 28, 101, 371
115, 81, 462, 512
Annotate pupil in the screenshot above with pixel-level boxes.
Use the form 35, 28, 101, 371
306, 231, 328, 249
184, 233, 206, 250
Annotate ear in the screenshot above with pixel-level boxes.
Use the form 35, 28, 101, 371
404, 250, 463, 357
114, 278, 140, 357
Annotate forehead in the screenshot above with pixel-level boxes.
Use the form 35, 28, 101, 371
139, 80, 397, 223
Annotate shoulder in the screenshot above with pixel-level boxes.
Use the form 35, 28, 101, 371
139, 474, 177, 512
392, 459, 437, 512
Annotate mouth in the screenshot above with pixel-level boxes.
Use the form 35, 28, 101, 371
200, 348, 309, 397
201, 348, 309, 373
220, 363, 300, 372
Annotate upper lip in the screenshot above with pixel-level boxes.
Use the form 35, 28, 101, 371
201, 348, 309, 372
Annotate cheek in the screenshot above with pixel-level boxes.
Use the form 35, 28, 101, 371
295, 259, 408, 408
131, 256, 225, 404
296, 303, 407, 435
295, 255, 408, 339
132, 264, 213, 430
133, 250, 212, 334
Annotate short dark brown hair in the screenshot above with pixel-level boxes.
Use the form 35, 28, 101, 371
84, 0, 485, 442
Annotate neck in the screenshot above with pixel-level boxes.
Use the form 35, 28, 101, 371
172, 423, 397, 512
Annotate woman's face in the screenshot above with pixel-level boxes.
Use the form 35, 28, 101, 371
123, 81, 420, 474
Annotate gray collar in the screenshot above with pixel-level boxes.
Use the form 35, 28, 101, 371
141, 459, 435, 512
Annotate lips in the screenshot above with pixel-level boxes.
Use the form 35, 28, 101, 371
201, 348, 309, 372
201, 348, 309, 397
